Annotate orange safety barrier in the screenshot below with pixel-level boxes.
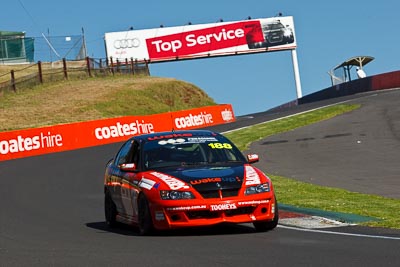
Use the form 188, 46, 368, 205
0, 104, 235, 161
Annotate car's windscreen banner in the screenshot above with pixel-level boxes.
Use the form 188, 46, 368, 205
105, 16, 296, 63
0, 104, 235, 161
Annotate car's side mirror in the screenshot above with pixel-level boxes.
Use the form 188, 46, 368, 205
247, 154, 259, 164
119, 163, 137, 172
106, 158, 113, 167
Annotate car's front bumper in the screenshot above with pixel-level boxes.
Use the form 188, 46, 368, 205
150, 195, 277, 230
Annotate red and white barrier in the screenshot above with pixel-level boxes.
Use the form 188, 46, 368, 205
0, 104, 235, 161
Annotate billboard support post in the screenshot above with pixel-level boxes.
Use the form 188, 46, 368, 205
291, 49, 302, 99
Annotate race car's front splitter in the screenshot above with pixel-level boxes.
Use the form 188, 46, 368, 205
150, 196, 276, 230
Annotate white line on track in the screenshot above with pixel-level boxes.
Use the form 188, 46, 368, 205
278, 225, 400, 241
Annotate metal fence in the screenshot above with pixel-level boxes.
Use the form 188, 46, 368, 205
0, 57, 150, 95
0, 32, 89, 63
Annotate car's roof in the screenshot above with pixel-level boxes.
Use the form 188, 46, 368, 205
132, 130, 220, 141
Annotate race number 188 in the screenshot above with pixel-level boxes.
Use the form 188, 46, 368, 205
208, 143, 232, 149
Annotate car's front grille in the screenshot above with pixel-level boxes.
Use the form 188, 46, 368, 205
198, 188, 239, 199
267, 32, 283, 43
225, 206, 255, 217
199, 190, 219, 199
187, 210, 219, 219
222, 189, 239, 198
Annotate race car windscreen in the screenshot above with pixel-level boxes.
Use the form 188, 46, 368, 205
143, 134, 246, 170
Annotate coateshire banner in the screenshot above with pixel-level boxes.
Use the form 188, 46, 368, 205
0, 104, 235, 161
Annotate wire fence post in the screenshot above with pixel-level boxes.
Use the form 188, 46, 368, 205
109, 57, 114, 75
116, 59, 120, 73
130, 58, 135, 76
62, 58, 68, 80
86, 56, 92, 77
145, 60, 150, 76
10, 70, 16, 92
38, 61, 43, 84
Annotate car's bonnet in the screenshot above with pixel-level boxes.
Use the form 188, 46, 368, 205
161, 165, 245, 191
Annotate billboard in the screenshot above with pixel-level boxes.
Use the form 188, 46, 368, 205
105, 16, 296, 63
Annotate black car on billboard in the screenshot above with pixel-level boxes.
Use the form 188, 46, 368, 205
247, 20, 294, 49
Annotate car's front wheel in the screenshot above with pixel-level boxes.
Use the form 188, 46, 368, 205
104, 191, 117, 227
253, 196, 279, 232
138, 194, 154, 236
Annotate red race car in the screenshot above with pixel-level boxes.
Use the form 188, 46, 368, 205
104, 130, 278, 235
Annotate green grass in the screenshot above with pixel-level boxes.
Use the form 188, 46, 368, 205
272, 175, 400, 228
225, 104, 400, 229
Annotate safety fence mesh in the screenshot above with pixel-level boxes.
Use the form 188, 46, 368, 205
1, 34, 86, 64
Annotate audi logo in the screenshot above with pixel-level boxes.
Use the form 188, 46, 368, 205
113, 38, 140, 49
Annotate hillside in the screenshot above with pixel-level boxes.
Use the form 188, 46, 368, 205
0, 75, 216, 131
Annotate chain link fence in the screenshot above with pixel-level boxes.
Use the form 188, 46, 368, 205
1, 33, 87, 64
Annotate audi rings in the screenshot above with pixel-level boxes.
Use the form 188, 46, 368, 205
114, 38, 140, 49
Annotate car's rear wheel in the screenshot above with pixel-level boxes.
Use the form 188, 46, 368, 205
104, 191, 117, 227
138, 194, 154, 236
253, 196, 279, 232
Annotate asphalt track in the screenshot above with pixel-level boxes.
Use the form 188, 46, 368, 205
248, 89, 400, 199
1, 89, 400, 266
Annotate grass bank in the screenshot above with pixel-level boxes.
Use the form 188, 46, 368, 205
0, 75, 215, 131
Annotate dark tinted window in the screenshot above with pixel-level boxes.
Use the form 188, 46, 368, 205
142, 134, 246, 169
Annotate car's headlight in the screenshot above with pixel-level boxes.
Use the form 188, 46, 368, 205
283, 29, 293, 37
245, 183, 270, 195
160, 190, 195, 200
